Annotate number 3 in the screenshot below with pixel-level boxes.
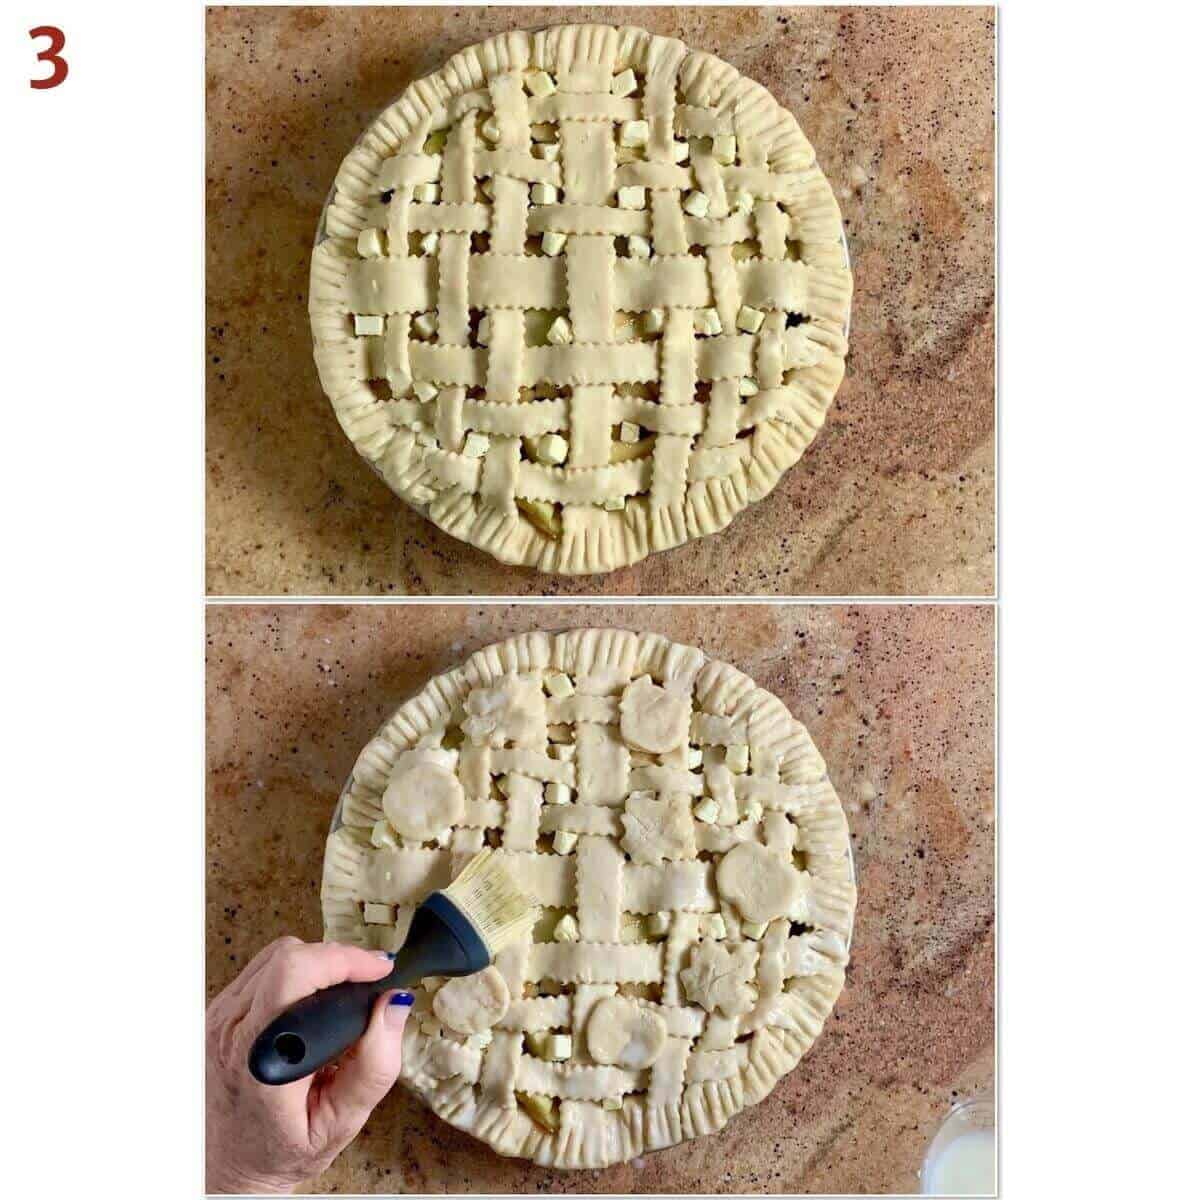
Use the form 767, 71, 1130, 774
30, 25, 68, 90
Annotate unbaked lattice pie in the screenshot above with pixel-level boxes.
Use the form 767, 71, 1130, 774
310, 25, 852, 574
322, 630, 856, 1168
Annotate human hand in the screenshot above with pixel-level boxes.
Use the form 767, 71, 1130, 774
205, 937, 412, 1194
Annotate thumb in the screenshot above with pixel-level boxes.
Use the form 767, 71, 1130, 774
309, 990, 413, 1149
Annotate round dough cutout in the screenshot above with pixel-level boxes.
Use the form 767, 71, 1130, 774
382, 761, 465, 841
432, 966, 511, 1034
716, 842, 803, 923
586, 996, 668, 1068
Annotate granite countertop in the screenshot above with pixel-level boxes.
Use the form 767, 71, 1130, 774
206, 604, 995, 1193
205, 6, 995, 596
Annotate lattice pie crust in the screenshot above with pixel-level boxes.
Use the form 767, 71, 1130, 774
311, 25, 852, 574
322, 630, 856, 1168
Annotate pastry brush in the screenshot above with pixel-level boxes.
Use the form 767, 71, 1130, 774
248, 849, 535, 1085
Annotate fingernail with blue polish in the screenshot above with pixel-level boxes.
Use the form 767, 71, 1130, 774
383, 989, 414, 1029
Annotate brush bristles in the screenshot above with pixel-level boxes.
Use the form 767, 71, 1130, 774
439, 849, 536, 957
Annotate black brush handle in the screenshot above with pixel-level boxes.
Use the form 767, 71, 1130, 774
248, 895, 487, 1086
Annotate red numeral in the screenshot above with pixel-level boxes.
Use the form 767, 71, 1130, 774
30, 25, 68, 90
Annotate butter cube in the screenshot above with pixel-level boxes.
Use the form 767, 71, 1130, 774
701, 913, 727, 940
671, 139, 690, 163
531, 182, 558, 205
545, 672, 575, 698
419, 232, 439, 256
726, 744, 750, 773
525, 70, 556, 98
363, 902, 393, 925
732, 189, 755, 214
536, 433, 569, 465
611, 68, 637, 97
694, 308, 722, 336
545, 782, 571, 805
627, 234, 652, 259
546, 316, 573, 345
481, 116, 500, 142
370, 819, 399, 849
694, 797, 720, 824
602, 1096, 623, 1111
356, 227, 385, 258
619, 119, 649, 147
686, 746, 704, 769
462, 432, 491, 458
682, 190, 710, 218
542, 231, 567, 256
553, 913, 581, 943
739, 376, 759, 397
603, 496, 626, 511
547, 1034, 572, 1060
552, 830, 578, 854
742, 920, 768, 940
412, 311, 437, 339
619, 421, 640, 444
642, 308, 665, 335
413, 380, 439, 403
354, 314, 384, 337
712, 134, 737, 165
645, 911, 671, 937
414, 182, 440, 203
736, 306, 766, 334
617, 186, 646, 210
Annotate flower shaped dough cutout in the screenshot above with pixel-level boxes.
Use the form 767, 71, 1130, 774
310, 24, 852, 574
680, 941, 758, 1018
321, 629, 855, 1168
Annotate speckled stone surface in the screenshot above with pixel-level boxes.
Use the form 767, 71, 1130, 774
206, 604, 994, 1193
205, 6, 995, 596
